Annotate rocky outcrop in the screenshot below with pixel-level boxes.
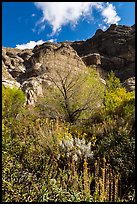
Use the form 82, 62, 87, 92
81, 53, 101, 66
122, 77, 135, 92
2, 66, 20, 89
71, 24, 135, 81
2, 47, 33, 82
25, 42, 85, 77
2, 43, 86, 105
2, 24, 135, 105
22, 43, 87, 105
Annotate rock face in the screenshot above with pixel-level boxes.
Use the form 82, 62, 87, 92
81, 53, 101, 66
2, 24, 135, 105
71, 24, 135, 81
2, 43, 86, 105
2, 66, 21, 89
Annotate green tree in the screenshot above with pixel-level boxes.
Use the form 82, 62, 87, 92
37, 67, 104, 123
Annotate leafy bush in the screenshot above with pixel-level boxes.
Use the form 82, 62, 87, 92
104, 71, 135, 118
2, 85, 25, 120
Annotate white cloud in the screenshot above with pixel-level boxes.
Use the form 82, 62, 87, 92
34, 2, 121, 35
15, 39, 57, 49
98, 24, 107, 31
31, 13, 36, 17
101, 3, 121, 25
34, 2, 103, 35
47, 38, 57, 43
16, 40, 45, 49
37, 25, 46, 34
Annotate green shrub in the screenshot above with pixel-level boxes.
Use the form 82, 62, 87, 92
2, 85, 25, 119
104, 71, 135, 118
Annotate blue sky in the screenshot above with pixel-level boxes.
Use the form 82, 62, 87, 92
2, 2, 135, 49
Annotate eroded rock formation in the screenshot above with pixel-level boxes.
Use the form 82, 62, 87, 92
2, 24, 135, 105
71, 24, 135, 81
2, 43, 86, 105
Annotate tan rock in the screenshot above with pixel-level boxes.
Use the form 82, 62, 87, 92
82, 53, 101, 66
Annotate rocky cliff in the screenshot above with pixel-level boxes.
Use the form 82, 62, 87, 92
71, 24, 135, 81
2, 24, 135, 105
2, 43, 86, 105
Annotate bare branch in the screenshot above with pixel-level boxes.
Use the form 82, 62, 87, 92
39, 67, 104, 122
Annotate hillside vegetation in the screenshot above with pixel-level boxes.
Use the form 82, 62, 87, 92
2, 69, 135, 202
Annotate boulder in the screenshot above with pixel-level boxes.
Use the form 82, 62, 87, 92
122, 77, 135, 92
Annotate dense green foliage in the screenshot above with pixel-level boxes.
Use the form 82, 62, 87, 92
2, 86, 25, 120
2, 70, 135, 202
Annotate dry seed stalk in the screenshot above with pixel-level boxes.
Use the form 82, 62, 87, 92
110, 169, 114, 201
95, 158, 99, 194
83, 159, 90, 196
99, 176, 103, 201
114, 174, 118, 201
102, 156, 106, 201
105, 163, 110, 201
71, 156, 78, 190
